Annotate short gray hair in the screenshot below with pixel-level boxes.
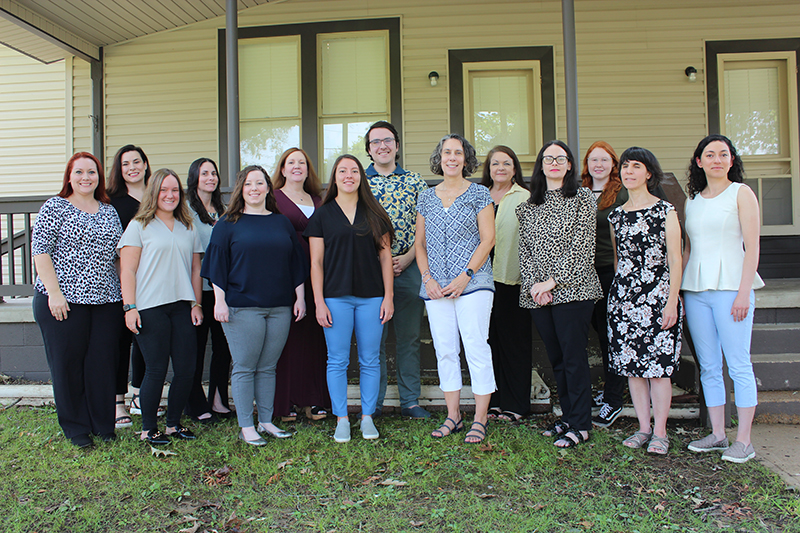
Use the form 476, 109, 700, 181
429, 134, 480, 177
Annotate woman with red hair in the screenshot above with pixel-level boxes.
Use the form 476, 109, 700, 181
32, 152, 124, 447
580, 141, 628, 428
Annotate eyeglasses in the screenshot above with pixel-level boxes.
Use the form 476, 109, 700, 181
542, 155, 568, 165
369, 137, 396, 148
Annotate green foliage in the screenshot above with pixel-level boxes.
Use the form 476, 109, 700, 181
0, 405, 797, 532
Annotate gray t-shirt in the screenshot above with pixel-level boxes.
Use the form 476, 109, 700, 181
191, 209, 215, 292
118, 217, 203, 311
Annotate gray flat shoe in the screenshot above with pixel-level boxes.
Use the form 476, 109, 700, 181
334, 418, 351, 443
238, 430, 267, 447
257, 424, 293, 439
360, 416, 379, 440
721, 441, 756, 463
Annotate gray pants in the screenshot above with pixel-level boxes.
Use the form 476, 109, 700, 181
222, 306, 292, 428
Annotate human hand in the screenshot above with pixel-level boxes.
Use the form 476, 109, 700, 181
126, 309, 141, 334
730, 291, 750, 322
191, 305, 203, 326
48, 292, 70, 321
380, 297, 394, 325
214, 300, 229, 323
316, 302, 333, 328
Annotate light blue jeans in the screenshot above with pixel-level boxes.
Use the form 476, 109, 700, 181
222, 306, 292, 428
683, 290, 758, 408
323, 296, 383, 417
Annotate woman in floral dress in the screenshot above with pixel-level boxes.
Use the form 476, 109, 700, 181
607, 147, 682, 455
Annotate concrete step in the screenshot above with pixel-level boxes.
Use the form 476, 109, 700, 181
751, 323, 800, 355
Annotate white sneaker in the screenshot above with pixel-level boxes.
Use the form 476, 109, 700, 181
360, 416, 379, 440
334, 418, 350, 443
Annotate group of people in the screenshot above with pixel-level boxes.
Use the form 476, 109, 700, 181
31, 122, 762, 463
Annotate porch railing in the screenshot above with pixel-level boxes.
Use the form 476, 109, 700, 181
0, 196, 47, 301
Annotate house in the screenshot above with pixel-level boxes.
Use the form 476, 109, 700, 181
1, 0, 798, 412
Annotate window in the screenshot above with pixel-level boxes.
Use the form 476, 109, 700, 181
318, 31, 389, 177
463, 60, 542, 161
219, 18, 401, 183
238, 36, 301, 170
717, 51, 799, 232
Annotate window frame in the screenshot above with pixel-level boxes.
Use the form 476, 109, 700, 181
707, 40, 800, 236
449, 47, 556, 162
218, 18, 401, 185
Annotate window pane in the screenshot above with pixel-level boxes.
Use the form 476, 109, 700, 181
320, 119, 378, 180
471, 72, 531, 156
762, 178, 793, 225
240, 120, 300, 173
239, 37, 299, 120
320, 33, 387, 115
724, 67, 780, 156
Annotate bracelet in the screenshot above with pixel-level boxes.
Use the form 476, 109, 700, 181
422, 269, 431, 277
424, 278, 434, 285
192, 302, 202, 309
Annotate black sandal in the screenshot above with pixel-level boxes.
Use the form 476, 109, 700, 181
431, 417, 463, 438
487, 407, 503, 420
542, 419, 569, 438
497, 410, 523, 423
464, 421, 488, 444
554, 430, 589, 449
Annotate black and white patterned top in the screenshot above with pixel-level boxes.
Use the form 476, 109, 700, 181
32, 196, 123, 304
416, 182, 494, 299
516, 187, 602, 308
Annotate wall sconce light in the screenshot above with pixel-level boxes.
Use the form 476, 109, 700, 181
685, 66, 697, 82
428, 71, 439, 87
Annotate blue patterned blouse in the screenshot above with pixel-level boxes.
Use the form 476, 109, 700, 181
416, 182, 494, 299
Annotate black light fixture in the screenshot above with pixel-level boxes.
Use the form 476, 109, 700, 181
685, 66, 697, 82
428, 71, 440, 87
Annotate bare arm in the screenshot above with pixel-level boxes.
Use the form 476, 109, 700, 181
190, 252, 203, 326
662, 210, 682, 330
732, 185, 761, 322
293, 283, 306, 322
119, 246, 142, 334
212, 284, 229, 323
393, 246, 416, 276
415, 212, 443, 300
379, 233, 394, 324
309, 237, 332, 327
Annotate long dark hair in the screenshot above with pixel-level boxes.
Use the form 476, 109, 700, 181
619, 147, 664, 194
480, 145, 528, 191
107, 144, 151, 197
324, 154, 394, 251
528, 140, 578, 205
581, 141, 621, 210
186, 158, 225, 225
271, 147, 322, 197
224, 165, 280, 224
58, 152, 110, 203
686, 134, 745, 199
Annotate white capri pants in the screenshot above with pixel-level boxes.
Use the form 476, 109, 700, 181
424, 290, 497, 396
683, 289, 758, 408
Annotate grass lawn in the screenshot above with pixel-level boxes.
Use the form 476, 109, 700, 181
1, 404, 797, 533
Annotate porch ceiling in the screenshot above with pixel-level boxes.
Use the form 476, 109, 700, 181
0, 0, 276, 63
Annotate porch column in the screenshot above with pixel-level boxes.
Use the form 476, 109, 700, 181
562, 0, 580, 173
225, 0, 240, 187
90, 51, 103, 162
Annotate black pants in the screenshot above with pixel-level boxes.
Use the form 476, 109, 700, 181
185, 290, 232, 416
489, 282, 533, 416
130, 335, 145, 389
136, 301, 196, 432
592, 265, 626, 408
33, 291, 122, 439
530, 299, 594, 432
115, 327, 143, 395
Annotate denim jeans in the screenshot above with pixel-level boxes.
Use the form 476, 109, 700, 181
377, 260, 424, 409
323, 296, 383, 417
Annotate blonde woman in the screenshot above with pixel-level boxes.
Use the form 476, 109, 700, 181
119, 169, 204, 445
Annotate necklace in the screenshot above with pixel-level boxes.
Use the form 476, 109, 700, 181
283, 187, 311, 205
438, 179, 469, 205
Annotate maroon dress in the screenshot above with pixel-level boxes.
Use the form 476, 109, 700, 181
273, 189, 331, 416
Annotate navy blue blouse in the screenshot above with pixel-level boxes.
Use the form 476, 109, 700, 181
201, 213, 309, 308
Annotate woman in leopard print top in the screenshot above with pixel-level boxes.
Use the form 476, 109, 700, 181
516, 140, 601, 449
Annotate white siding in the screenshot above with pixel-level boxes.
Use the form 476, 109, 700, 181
72, 58, 93, 154
0, 46, 66, 196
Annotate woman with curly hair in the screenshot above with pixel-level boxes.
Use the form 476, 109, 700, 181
416, 134, 496, 444
683, 134, 764, 464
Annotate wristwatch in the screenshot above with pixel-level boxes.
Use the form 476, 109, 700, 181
465, 268, 474, 279
122, 303, 136, 313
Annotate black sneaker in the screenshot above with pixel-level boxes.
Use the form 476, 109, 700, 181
591, 391, 605, 413
592, 403, 622, 428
